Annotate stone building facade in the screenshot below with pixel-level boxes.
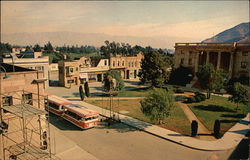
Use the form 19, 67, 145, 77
58, 53, 144, 87
174, 43, 250, 79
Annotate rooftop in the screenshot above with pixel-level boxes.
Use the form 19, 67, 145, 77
0, 63, 34, 73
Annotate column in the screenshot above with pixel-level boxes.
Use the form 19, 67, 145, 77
229, 52, 234, 78
216, 52, 221, 70
206, 52, 210, 64
194, 52, 199, 73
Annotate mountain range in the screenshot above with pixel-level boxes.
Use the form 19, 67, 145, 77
202, 22, 250, 43
1, 32, 190, 49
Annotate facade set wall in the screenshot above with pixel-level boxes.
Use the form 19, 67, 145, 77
3, 56, 50, 88
0, 66, 48, 159
58, 53, 143, 87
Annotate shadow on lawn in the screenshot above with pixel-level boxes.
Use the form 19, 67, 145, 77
221, 114, 245, 118
193, 105, 235, 112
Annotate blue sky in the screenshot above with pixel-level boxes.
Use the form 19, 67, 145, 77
1, 1, 249, 47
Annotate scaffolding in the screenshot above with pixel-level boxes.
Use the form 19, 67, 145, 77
0, 90, 59, 160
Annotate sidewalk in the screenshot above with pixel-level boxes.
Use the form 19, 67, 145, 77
69, 99, 249, 151
50, 125, 98, 160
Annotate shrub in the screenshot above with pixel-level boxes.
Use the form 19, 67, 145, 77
175, 87, 184, 93
186, 97, 196, 103
175, 95, 187, 102
214, 120, 221, 139
191, 120, 198, 137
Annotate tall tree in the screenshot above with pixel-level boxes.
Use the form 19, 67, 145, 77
196, 64, 214, 99
139, 47, 171, 87
140, 88, 174, 124
197, 64, 228, 99
84, 81, 90, 97
228, 82, 248, 111
44, 41, 54, 52
103, 70, 124, 92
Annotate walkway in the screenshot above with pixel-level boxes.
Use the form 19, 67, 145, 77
68, 99, 249, 151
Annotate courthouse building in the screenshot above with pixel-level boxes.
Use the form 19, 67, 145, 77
174, 42, 250, 79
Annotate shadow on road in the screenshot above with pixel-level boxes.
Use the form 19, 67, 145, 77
228, 135, 249, 159
49, 113, 82, 131
96, 121, 138, 133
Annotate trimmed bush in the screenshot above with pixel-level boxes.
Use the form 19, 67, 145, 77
214, 120, 221, 139
191, 120, 198, 137
84, 82, 90, 97
79, 85, 85, 101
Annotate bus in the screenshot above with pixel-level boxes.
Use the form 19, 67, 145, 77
47, 95, 72, 116
47, 95, 99, 129
62, 104, 99, 129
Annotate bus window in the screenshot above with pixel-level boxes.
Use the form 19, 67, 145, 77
49, 102, 60, 110
65, 110, 82, 121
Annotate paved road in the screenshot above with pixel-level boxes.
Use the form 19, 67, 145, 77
49, 114, 236, 160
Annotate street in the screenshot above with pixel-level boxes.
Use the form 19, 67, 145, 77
49, 114, 236, 160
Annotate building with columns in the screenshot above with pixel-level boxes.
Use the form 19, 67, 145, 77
174, 42, 250, 79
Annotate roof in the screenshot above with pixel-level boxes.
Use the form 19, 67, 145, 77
48, 95, 72, 106
64, 104, 99, 117
0, 63, 34, 73
2, 104, 47, 118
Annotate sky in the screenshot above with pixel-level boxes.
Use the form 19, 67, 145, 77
1, 1, 249, 48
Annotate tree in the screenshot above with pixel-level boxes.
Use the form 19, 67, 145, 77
79, 85, 85, 101
103, 70, 124, 92
33, 44, 42, 52
169, 66, 193, 86
140, 89, 174, 124
139, 47, 171, 87
44, 41, 54, 52
191, 120, 198, 137
84, 82, 90, 97
228, 82, 248, 111
211, 69, 228, 92
213, 120, 221, 139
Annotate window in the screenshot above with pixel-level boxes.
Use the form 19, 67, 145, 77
128, 62, 131, 67
113, 61, 115, 67
35, 66, 42, 70
2, 96, 13, 106
67, 79, 74, 83
65, 110, 82, 121
241, 62, 248, 69
118, 61, 120, 66
48, 102, 60, 110
122, 61, 125, 66
70, 67, 74, 73
104, 60, 107, 66
22, 93, 33, 105
76, 67, 78, 71
135, 61, 138, 67
180, 50, 184, 54
188, 58, 192, 65
180, 58, 184, 65
242, 52, 248, 56
132, 62, 134, 67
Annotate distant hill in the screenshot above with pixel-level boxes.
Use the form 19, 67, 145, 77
202, 22, 250, 43
1, 32, 188, 49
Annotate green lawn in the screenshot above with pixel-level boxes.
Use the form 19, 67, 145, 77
86, 99, 191, 135
117, 88, 152, 97
188, 95, 249, 134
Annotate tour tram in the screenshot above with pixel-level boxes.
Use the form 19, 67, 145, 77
47, 95, 99, 129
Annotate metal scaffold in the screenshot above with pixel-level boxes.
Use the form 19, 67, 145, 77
0, 90, 59, 160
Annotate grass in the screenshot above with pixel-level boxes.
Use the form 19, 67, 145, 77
117, 88, 152, 97
188, 95, 249, 134
86, 99, 191, 135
